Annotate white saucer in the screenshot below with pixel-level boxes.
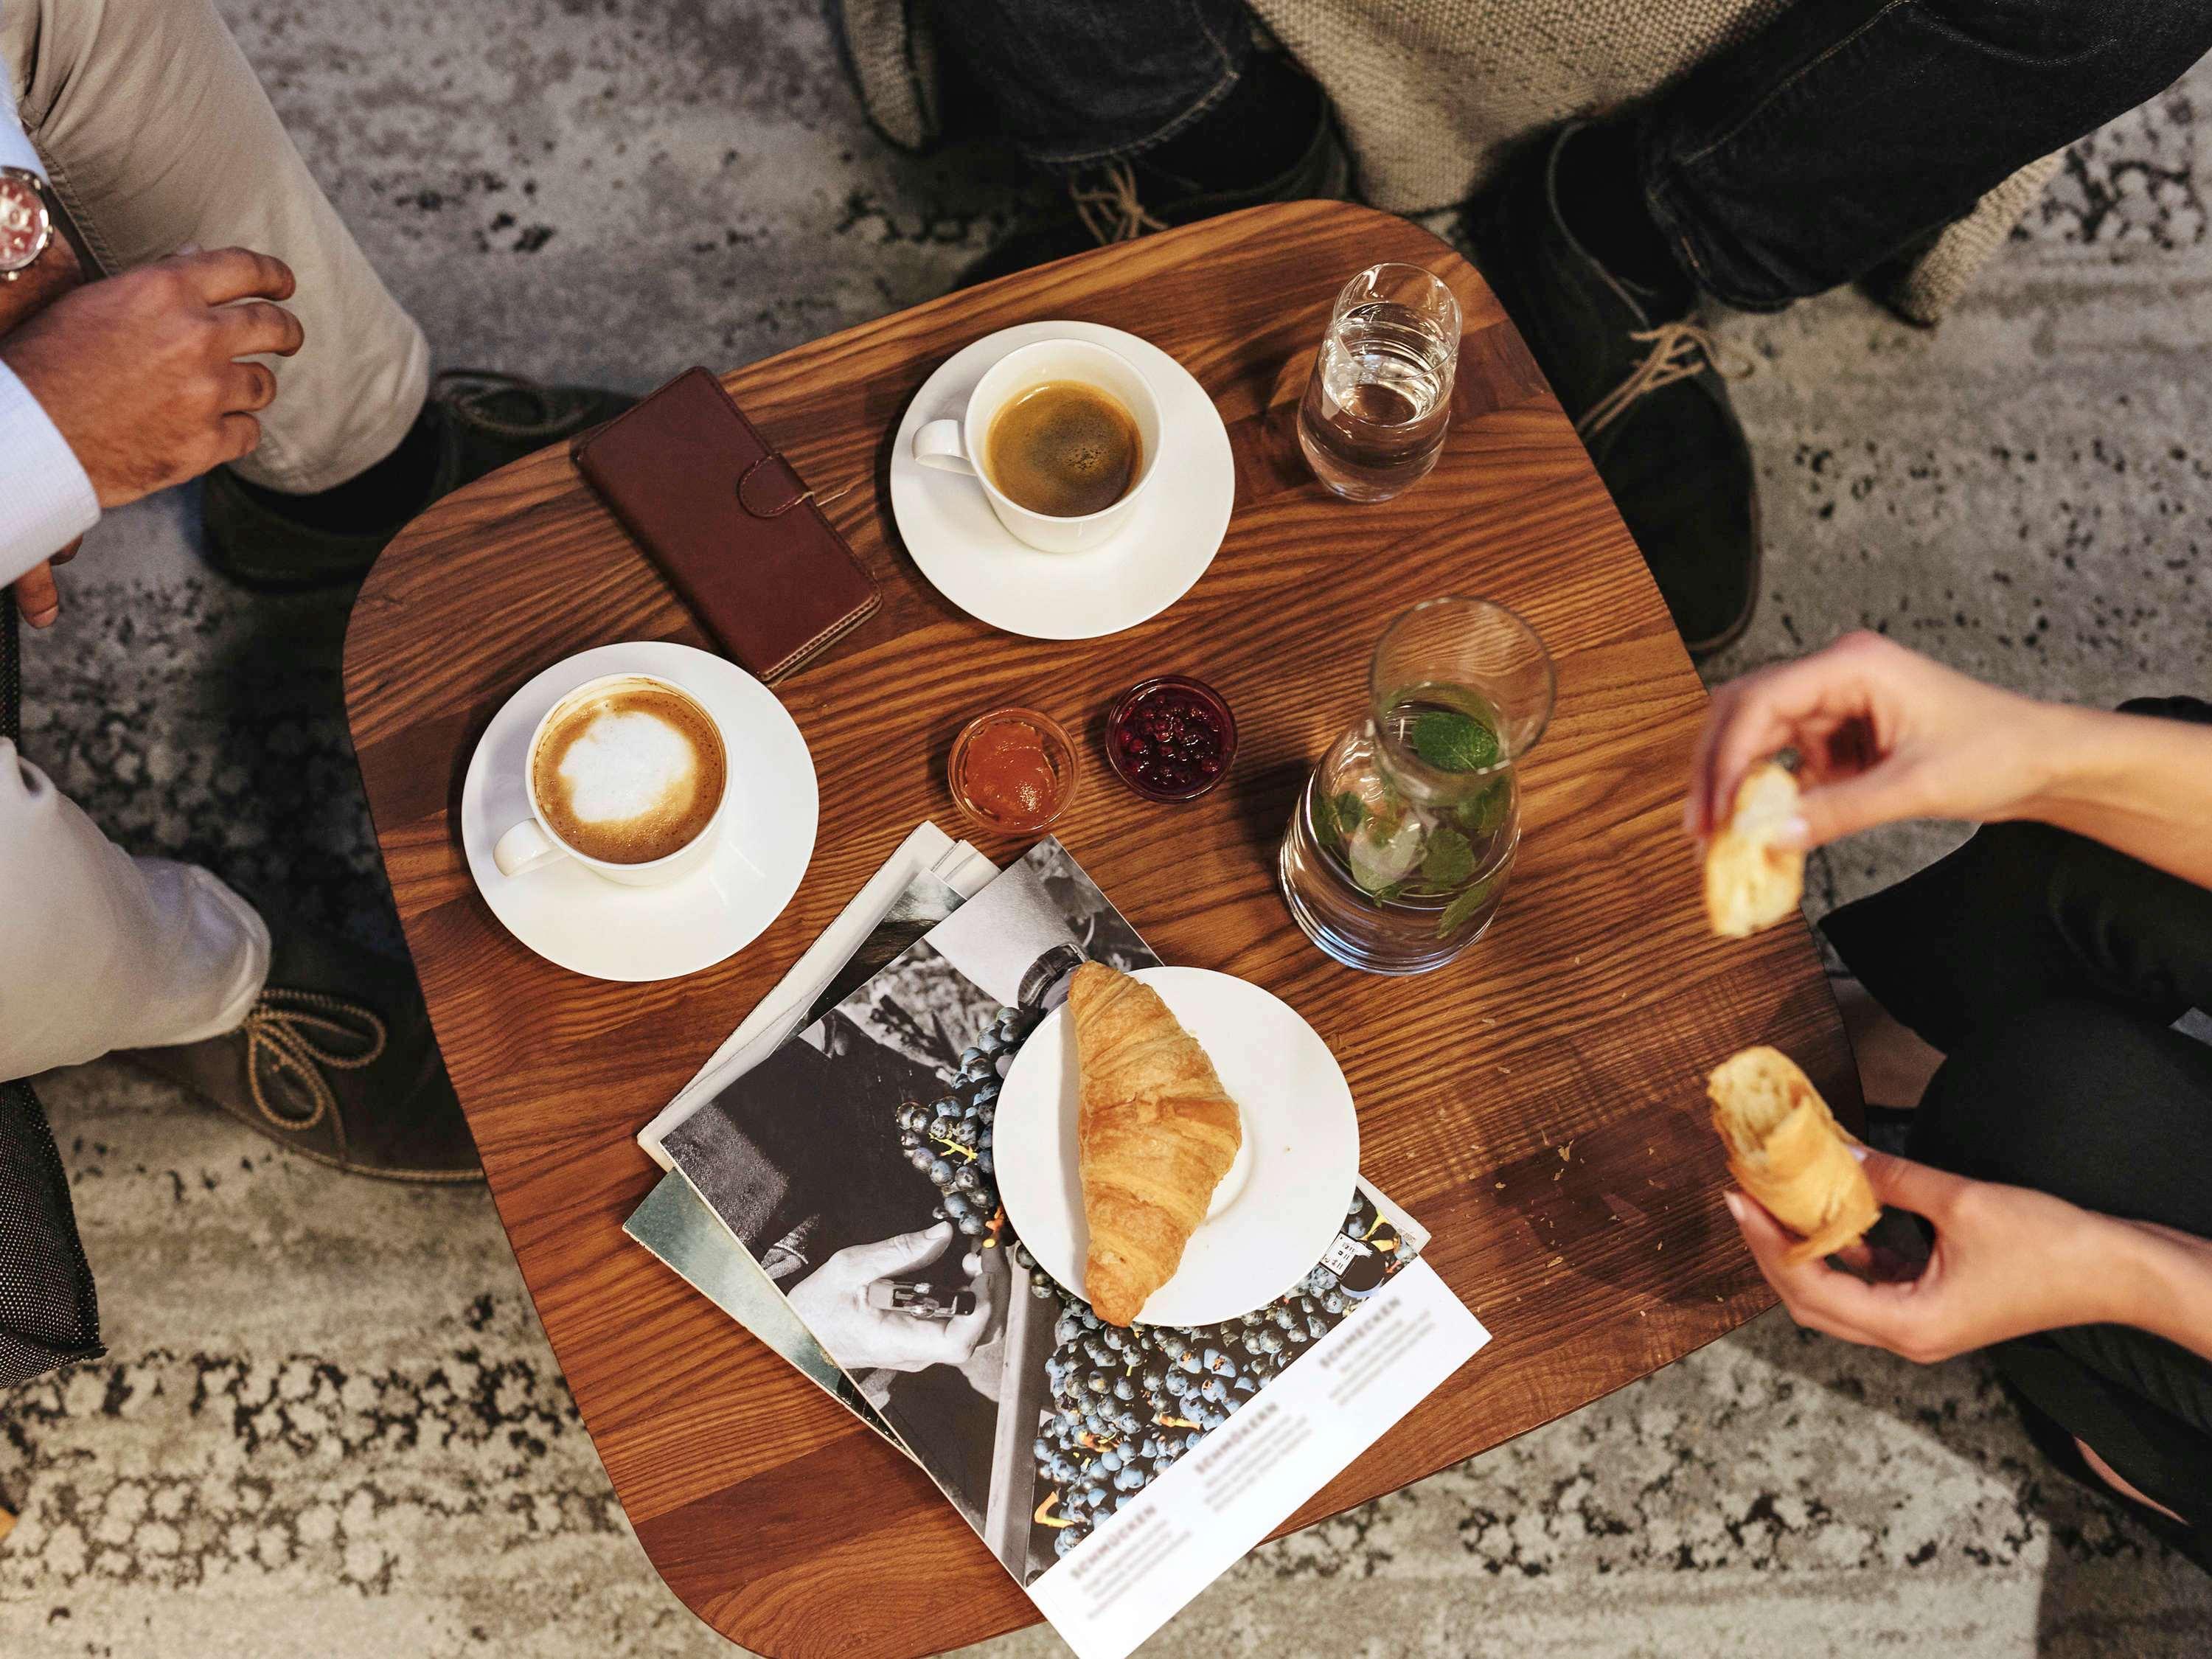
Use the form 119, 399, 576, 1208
459, 642, 817, 982
888, 322, 1235, 639
994, 967, 1360, 1326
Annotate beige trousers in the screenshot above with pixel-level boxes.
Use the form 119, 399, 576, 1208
1, 0, 429, 492
0, 740, 269, 1080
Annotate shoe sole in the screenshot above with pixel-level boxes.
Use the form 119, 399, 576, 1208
1685, 488, 1762, 663
116, 1054, 486, 1186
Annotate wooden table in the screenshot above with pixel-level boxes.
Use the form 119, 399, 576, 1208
344, 201, 1857, 1657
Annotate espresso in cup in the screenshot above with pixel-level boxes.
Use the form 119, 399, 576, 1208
911, 335, 1164, 552
985, 380, 1143, 518
529, 679, 727, 865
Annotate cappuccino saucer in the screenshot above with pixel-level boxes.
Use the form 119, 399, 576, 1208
888, 321, 1234, 640
459, 641, 817, 981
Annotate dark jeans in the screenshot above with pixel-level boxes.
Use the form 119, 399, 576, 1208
925, 0, 1256, 172
1823, 698, 2212, 1527
1642, 0, 2212, 307
933, 0, 2212, 303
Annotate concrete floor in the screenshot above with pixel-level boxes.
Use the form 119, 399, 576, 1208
2, 2, 2209, 1656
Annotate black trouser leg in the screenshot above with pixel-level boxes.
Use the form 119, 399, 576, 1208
1823, 821, 2212, 1055
1907, 997, 2212, 1524
1638, 0, 2212, 307
1820, 703, 2212, 1525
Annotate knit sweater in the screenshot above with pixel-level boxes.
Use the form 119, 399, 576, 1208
832, 0, 2058, 324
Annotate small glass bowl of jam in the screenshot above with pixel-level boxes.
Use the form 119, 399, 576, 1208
1106, 676, 1237, 802
950, 708, 1079, 834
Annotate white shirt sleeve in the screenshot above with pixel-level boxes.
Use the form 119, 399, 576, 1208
0, 49, 101, 589
0, 363, 101, 588
0, 75, 41, 177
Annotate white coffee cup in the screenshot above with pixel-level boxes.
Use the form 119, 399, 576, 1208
912, 336, 1163, 553
493, 671, 729, 888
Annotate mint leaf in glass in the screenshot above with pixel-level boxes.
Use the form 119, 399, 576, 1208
1457, 777, 1511, 836
1410, 710, 1501, 773
1311, 793, 1340, 848
1437, 878, 1492, 938
1333, 792, 1366, 834
1420, 827, 1475, 890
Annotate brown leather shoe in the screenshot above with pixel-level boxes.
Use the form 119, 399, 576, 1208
122, 915, 482, 1183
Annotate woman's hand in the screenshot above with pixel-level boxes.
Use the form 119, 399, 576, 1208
1686, 631, 2062, 849
1726, 1150, 2143, 1363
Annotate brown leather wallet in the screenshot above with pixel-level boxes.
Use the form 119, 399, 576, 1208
570, 367, 879, 681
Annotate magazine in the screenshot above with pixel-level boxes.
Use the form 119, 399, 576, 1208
638, 821, 998, 1167
627, 830, 995, 1444
624, 1171, 909, 1452
660, 841, 1489, 1659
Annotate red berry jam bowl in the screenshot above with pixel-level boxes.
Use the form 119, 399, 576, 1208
950, 707, 1079, 835
1106, 675, 1237, 803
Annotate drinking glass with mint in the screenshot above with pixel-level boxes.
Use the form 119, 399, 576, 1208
1279, 598, 1555, 974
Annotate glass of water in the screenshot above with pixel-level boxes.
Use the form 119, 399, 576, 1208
1296, 262, 1462, 503
1278, 597, 1554, 975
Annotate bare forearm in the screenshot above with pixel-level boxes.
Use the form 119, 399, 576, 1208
2109, 1219, 2212, 1363
2012, 704, 2212, 889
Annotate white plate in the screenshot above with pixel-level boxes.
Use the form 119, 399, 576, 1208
459, 642, 817, 981
995, 967, 1360, 1326
888, 321, 1235, 639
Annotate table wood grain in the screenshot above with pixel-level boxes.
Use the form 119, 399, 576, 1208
343, 201, 1857, 1658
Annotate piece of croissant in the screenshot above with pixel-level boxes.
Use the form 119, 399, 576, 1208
1071, 963, 1242, 1325
1708, 1045, 1879, 1265
1705, 760, 1805, 938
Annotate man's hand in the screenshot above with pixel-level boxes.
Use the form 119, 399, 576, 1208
11, 538, 78, 628
0, 246, 302, 509
1725, 1150, 2141, 1364
784, 1222, 1003, 1374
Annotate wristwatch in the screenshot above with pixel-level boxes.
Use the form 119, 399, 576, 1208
0, 165, 57, 282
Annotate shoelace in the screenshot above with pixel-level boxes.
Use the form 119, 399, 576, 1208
434, 367, 591, 441
1576, 321, 1756, 439
1071, 163, 1169, 246
241, 989, 387, 1133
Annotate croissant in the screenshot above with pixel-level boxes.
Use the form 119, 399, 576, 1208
1705, 761, 1805, 938
1707, 1046, 1879, 1265
1071, 963, 1242, 1325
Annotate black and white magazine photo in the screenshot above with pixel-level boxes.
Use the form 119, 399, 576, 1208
663, 843, 1433, 1585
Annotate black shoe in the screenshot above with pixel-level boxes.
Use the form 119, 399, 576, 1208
957, 90, 1352, 288
1467, 125, 1761, 658
121, 905, 481, 1184
201, 369, 636, 588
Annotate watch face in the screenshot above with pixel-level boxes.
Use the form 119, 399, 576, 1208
0, 176, 50, 271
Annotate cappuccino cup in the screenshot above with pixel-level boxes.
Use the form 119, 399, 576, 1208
913, 336, 1163, 553
494, 672, 729, 887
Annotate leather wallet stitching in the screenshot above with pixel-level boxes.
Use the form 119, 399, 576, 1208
763, 588, 882, 681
